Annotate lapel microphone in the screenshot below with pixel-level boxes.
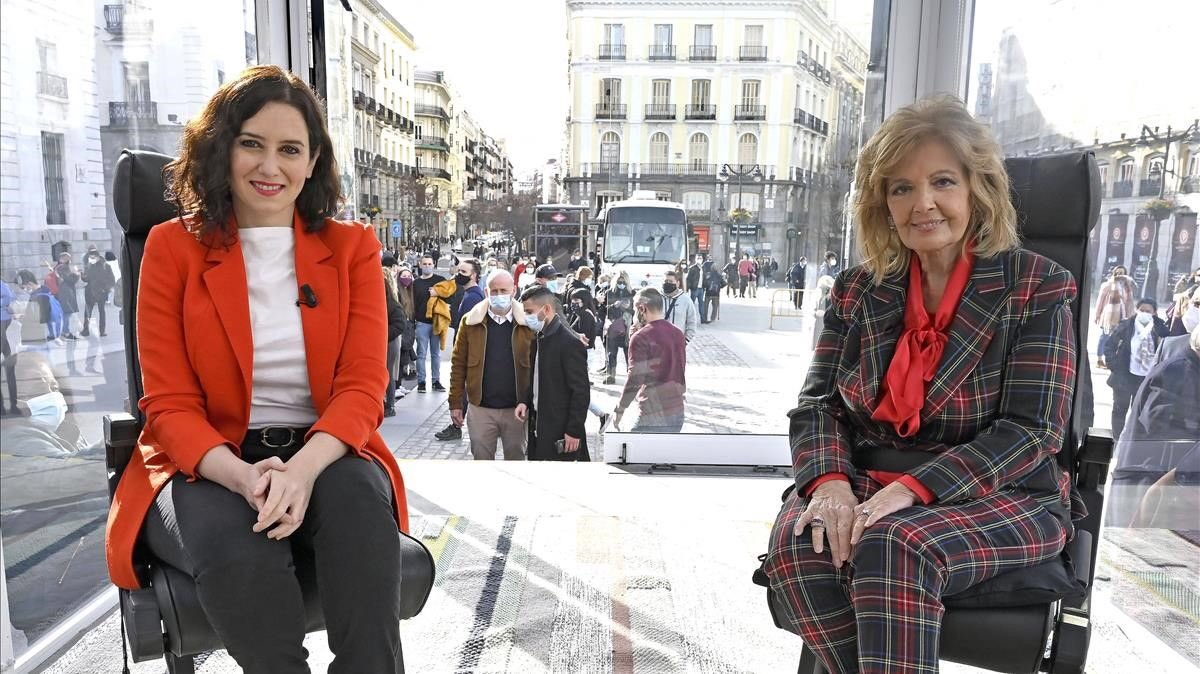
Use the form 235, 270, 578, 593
296, 284, 319, 308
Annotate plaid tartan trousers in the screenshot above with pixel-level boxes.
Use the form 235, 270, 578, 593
764, 249, 1078, 674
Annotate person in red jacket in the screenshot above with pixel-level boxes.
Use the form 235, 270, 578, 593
104, 65, 408, 673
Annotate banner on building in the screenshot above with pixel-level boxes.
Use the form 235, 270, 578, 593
1131, 214, 1155, 291
1167, 212, 1197, 291
694, 225, 710, 253
1103, 213, 1128, 276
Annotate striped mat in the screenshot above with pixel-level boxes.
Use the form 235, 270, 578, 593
399, 509, 797, 673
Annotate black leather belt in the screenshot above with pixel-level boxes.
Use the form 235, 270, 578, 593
851, 446, 934, 473
244, 426, 311, 450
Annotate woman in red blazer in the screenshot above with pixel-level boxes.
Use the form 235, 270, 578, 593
104, 65, 409, 673
763, 96, 1080, 674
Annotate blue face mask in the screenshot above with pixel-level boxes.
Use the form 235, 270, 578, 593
26, 390, 67, 430
524, 312, 545, 332
489, 294, 512, 313
546, 280, 560, 293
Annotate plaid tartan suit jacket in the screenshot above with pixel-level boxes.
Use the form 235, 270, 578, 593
790, 248, 1077, 524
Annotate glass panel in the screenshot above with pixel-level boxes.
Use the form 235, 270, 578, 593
744, 24, 763, 46
0, 0, 257, 656
654, 24, 672, 46
967, 0, 1200, 656
690, 78, 710, 105
652, 79, 670, 104
694, 24, 713, 46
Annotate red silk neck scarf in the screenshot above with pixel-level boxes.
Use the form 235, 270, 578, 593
871, 251, 975, 437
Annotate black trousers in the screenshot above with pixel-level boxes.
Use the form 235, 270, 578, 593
143, 436, 404, 673
83, 296, 107, 334
1110, 376, 1144, 445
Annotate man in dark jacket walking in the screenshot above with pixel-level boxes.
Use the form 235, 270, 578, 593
685, 256, 704, 309
788, 256, 808, 309
516, 285, 590, 461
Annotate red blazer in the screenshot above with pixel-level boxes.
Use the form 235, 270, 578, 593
105, 213, 408, 590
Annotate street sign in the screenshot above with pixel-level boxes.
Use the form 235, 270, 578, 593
391, 220, 402, 238
731, 224, 759, 236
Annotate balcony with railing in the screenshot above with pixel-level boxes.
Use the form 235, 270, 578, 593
599, 43, 626, 60
739, 45, 768, 61
644, 103, 677, 120
1111, 180, 1134, 198
353, 90, 367, 110
734, 104, 766, 121
685, 103, 717, 120
415, 103, 448, 119
37, 72, 68, 98
365, 97, 377, 114
595, 103, 628, 120
794, 108, 828, 135
1139, 178, 1163, 197
690, 45, 716, 61
648, 44, 676, 61
415, 135, 450, 152
636, 163, 717, 178
797, 50, 832, 84
103, 3, 154, 35
686, 208, 713, 220
575, 162, 629, 177
418, 166, 452, 181
107, 100, 157, 126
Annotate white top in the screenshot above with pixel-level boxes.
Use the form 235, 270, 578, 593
238, 227, 319, 428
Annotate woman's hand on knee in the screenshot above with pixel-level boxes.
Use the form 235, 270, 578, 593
793, 480, 859, 568
232, 456, 287, 512
849, 481, 917, 546
253, 462, 318, 540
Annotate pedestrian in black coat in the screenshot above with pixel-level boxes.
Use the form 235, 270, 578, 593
516, 285, 590, 461
1103, 298, 1169, 443
567, 287, 598, 349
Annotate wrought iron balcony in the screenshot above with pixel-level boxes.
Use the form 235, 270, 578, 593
37, 72, 68, 98
415, 103, 448, 119
103, 4, 154, 35
1111, 180, 1134, 198
108, 100, 157, 126
599, 43, 626, 60
416, 135, 450, 152
418, 167, 452, 181
595, 103, 627, 120
690, 45, 716, 61
734, 104, 766, 121
353, 90, 366, 109
648, 44, 676, 61
739, 45, 768, 61
581, 162, 629, 177
685, 104, 717, 120
635, 163, 717, 177
794, 108, 828, 135
1139, 179, 1163, 197
644, 103, 676, 120
365, 98, 377, 114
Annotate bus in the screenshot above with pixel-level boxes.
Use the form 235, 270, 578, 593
600, 190, 689, 289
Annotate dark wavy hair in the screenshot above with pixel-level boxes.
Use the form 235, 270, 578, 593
165, 65, 341, 242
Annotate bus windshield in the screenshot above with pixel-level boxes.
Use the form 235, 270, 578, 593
603, 207, 687, 264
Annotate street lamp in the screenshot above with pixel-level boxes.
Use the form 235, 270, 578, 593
1133, 119, 1199, 299
718, 163, 763, 262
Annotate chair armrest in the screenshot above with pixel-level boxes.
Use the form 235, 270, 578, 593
1076, 428, 1113, 491
104, 412, 141, 498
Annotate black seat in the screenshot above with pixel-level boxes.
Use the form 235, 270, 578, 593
754, 151, 1114, 674
104, 149, 436, 673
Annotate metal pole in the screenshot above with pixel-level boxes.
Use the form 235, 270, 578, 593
1144, 126, 1171, 300
735, 171, 743, 261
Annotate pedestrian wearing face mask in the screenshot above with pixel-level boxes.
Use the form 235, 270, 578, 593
516, 285, 590, 461
532, 263, 562, 293
447, 270, 534, 459
0, 351, 89, 456
817, 251, 840, 280
81, 249, 116, 338
395, 267, 418, 382
1094, 265, 1137, 368
1103, 298, 1169, 442
1166, 284, 1200, 337
1157, 287, 1200, 363
567, 287, 598, 349
661, 270, 699, 343
412, 254, 448, 392
602, 271, 635, 385
435, 259, 487, 441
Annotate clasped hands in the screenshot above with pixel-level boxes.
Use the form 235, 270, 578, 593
237, 455, 321, 542
792, 479, 918, 568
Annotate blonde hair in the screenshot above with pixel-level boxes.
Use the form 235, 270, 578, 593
853, 94, 1019, 284
382, 266, 399, 303
576, 266, 593, 282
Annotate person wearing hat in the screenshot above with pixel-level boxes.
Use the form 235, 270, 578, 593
1103, 297, 1169, 442
532, 263, 562, 293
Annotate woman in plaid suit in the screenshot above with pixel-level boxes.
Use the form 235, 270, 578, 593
763, 96, 1078, 674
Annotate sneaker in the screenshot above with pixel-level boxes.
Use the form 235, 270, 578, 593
604, 376, 616, 385
80, 327, 90, 337
435, 423, 462, 441
417, 383, 427, 393
431, 381, 446, 392
383, 406, 396, 417
599, 413, 611, 435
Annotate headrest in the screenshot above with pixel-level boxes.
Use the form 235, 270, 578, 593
1003, 151, 1101, 240
112, 149, 178, 236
